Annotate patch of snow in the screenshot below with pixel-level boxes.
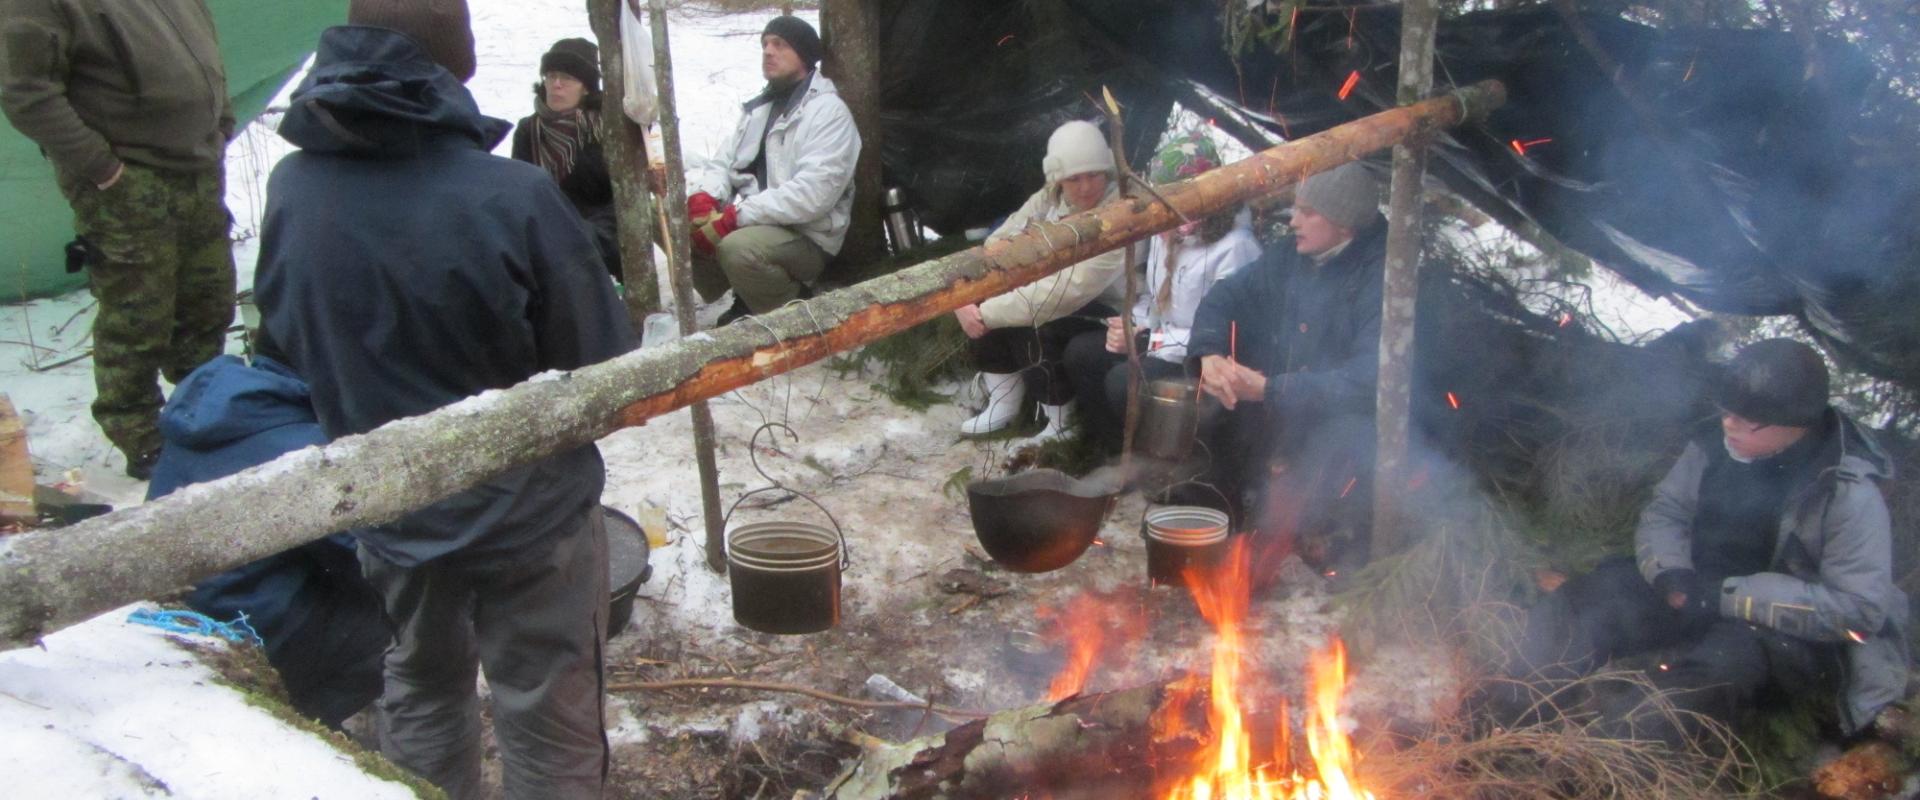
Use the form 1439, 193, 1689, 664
941, 668, 987, 694
0, 605, 415, 799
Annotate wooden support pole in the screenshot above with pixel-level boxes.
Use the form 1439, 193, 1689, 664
647, 0, 728, 574
1099, 89, 1146, 478
1372, 0, 1440, 560
586, 0, 662, 320
0, 82, 1504, 646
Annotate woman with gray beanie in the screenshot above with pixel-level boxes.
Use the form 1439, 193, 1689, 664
954, 119, 1129, 441
511, 37, 621, 282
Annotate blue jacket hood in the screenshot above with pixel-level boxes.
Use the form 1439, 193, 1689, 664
280, 26, 510, 157
160, 356, 319, 449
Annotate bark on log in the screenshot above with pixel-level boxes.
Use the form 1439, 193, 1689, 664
824, 681, 1210, 800
587, 0, 662, 320
1372, 0, 1439, 561
821, 0, 887, 272
0, 82, 1505, 646
646, 0, 729, 573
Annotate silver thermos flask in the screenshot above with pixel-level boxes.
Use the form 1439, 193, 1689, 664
883, 187, 923, 254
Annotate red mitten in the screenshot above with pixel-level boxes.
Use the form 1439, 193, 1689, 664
691, 205, 740, 256
687, 191, 719, 220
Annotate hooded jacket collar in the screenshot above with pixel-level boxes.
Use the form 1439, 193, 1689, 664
280, 26, 510, 157
159, 356, 318, 450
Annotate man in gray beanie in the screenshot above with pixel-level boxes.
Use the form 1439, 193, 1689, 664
1185, 160, 1388, 581
686, 13, 860, 323
254, 3, 633, 797
1494, 337, 1907, 747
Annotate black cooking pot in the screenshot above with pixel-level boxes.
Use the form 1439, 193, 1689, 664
966, 469, 1118, 573
603, 506, 652, 639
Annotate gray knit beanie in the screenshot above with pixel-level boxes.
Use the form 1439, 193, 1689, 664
1042, 120, 1114, 184
349, 0, 477, 83
1294, 161, 1382, 230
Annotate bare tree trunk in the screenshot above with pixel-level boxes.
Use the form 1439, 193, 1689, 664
647, 0, 728, 573
0, 83, 1505, 646
587, 0, 661, 320
1371, 0, 1439, 562
820, 0, 887, 273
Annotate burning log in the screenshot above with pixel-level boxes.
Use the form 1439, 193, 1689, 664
0, 81, 1504, 647
823, 680, 1213, 800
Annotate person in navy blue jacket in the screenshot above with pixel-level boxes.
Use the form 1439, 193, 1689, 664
252, 3, 637, 797
147, 352, 387, 730
1187, 162, 1388, 580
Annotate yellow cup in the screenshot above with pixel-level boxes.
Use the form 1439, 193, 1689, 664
638, 502, 670, 548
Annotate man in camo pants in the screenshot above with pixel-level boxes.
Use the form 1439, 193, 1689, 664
0, 0, 239, 478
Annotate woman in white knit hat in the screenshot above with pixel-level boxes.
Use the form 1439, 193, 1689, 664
952, 120, 1129, 440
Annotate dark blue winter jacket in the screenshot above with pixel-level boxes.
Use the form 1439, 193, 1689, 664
147, 354, 386, 727
254, 26, 638, 567
1188, 217, 1390, 459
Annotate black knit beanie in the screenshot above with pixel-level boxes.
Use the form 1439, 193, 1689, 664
349, 0, 477, 83
762, 16, 823, 69
540, 38, 601, 93
1714, 338, 1830, 428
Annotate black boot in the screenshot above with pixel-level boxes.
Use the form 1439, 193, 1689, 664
715, 296, 751, 327
125, 449, 160, 481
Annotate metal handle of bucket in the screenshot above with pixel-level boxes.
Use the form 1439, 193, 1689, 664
1151, 475, 1231, 513
721, 422, 852, 570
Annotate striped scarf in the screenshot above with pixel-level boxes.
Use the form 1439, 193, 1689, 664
530, 104, 600, 185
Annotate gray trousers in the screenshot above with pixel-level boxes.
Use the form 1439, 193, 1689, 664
362, 510, 610, 800
691, 224, 828, 313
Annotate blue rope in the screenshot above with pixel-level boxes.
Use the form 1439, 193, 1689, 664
127, 608, 264, 647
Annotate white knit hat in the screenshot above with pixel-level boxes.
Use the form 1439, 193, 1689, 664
1295, 161, 1382, 230
1042, 120, 1114, 184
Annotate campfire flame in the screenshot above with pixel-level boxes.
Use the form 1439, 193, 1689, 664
1165, 541, 1378, 800
1041, 590, 1144, 702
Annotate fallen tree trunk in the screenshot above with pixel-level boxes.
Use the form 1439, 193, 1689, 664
0, 81, 1505, 646
823, 681, 1211, 800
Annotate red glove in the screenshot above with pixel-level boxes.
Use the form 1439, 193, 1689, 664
691, 205, 740, 257
687, 191, 719, 220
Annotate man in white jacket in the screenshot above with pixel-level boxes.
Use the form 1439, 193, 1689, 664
686, 15, 859, 322
954, 120, 1128, 441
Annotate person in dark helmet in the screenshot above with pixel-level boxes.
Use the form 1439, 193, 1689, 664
511, 37, 622, 282
1496, 338, 1909, 745
252, 0, 635, 796
686, 14, 860, 323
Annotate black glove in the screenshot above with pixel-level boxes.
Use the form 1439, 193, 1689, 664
1653, 569, 1720, 623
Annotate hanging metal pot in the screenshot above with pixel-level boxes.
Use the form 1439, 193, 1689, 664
723, 423, 851, 635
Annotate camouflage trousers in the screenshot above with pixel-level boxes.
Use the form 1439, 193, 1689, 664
71, 163, 237, 460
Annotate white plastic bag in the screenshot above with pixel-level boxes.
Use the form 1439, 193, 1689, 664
619, 0, 659, 125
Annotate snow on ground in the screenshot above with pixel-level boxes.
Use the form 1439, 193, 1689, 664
0, 4, 793, 795
0, 606, 415, 799
0, 1, 1690, 795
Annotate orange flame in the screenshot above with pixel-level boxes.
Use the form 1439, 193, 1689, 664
1041, 590, 1144, 702
1165, 542, 1378, 799
1445, 391, 1460, 410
